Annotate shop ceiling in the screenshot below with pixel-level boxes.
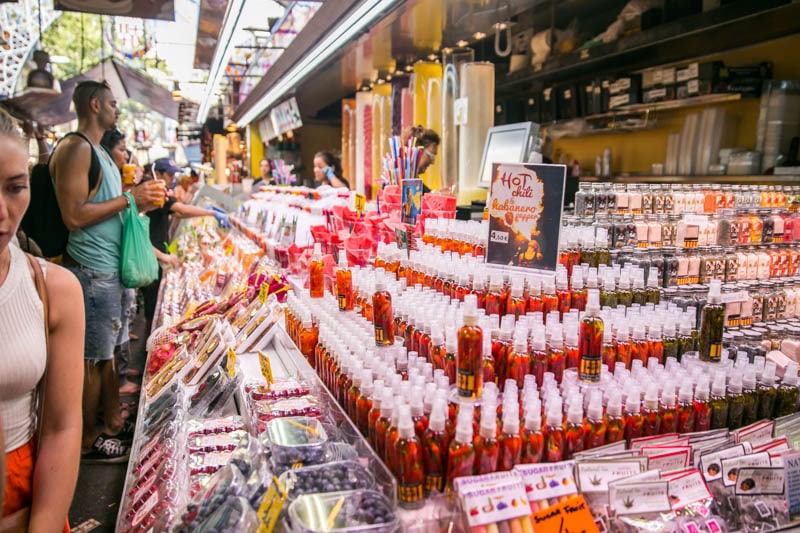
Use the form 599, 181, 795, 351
233, 0, 800, 126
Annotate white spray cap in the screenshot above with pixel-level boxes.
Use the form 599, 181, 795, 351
455, 407, 474, 444
397, 404, 415, 438
462, 294, 479, 325
695, 377, 710, 401
567, 400, 584, 425
313, 242, 322, 258
625, 386, 641, 414
546, 399, 563, 427
429, 397, 447, 432
410, 387, 424, 416
338, 252, 348, 268
678, 382, 694, 403
761, 361, 777, 385
711, 371, 727, 397
743, 367, 757, 390
586, 289, 601, 315
644, 383, 659, 410
587, 391, 604, 420
728, 372, 743, 395
571, 269, 584, 289
607, 391, 622, 417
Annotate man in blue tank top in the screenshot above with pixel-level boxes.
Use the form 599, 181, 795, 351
51, 81, 163, 463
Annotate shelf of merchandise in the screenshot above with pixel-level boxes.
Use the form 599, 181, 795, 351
496, 0, 800, 93
579, 175, 800, 185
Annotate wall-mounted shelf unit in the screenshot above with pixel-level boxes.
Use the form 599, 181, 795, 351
496, 0, 800, 95
579, 175, 799, 185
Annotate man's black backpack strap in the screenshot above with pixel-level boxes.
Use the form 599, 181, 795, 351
51, 131, 101, 190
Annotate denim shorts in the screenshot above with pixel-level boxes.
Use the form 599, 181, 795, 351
116, 288, 136, 346
66, 265, 122, 361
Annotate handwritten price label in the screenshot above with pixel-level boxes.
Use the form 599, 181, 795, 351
530, 495, 599, 533
226, 347, 237, 378
258, 350, 274, 386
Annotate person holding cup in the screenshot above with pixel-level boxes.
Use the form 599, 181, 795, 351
50, 81, 164, 462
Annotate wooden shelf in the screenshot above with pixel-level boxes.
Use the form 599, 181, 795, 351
583, 92, 743, 121
496, 0, 799, 94
579, 175, 799, 185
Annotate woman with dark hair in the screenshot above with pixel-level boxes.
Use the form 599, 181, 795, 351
313, 151, 349, 189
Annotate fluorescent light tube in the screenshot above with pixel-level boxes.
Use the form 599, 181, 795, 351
236, 0, 399, 126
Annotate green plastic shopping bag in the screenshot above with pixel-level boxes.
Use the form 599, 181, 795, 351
120, 192, 159, 288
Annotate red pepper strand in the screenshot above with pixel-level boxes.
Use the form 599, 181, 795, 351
396, 438, 425, 505
309, 259, 324, 297
484, 291, 503, 317
693, 400, 711, 432
444, 350, 457, 385
565, 345, 580, 370
616, 341, 632, 370
493, 339, 510, 385
507, 297, 526, 320
508, 349, 530, 389
544, 425, 564, 463
678, 403, 695, 434
521, 429, 544, 464
385, 426, 400, 473
356, 395, 372, 437
564, 424, 585, 460
530, 349, 548, 388
606, 416, 625, 444
421, 429, 449, 495
457, 325, 483, 398
446, 441, 475, 490
498, 433, 522, 471
571, 289, 587, 312
624, 413, 644, 445
527, 294, 543, 314
375, 416, 391, 462
541, 294, 558, 322
584, 418, 606, 450
661, 407, 678, 434
556, 289, 571, 319
602, 342, 617, 374
650, 340, 664, 365
642, 409, 661, 436
548, 347, 566, 384
475, 437, 499, 475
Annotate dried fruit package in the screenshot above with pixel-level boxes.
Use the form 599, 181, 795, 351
244, 377, 311, 400
734, 467, 791, 533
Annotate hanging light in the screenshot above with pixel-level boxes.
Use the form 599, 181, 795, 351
26, 0, 58, 93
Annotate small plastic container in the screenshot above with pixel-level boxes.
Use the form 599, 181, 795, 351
245, 378, 311, 400
279, 460, 375, 502
251, 396, 322, 422
266, 416, 328, 467
288, 490, 398, 532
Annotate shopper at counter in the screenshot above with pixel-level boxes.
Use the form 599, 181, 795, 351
255, 158, 276, 189
403, 125, 440, 192
0, 110, 83, 532
51, 81, 163, 463
313, 151, 349, 189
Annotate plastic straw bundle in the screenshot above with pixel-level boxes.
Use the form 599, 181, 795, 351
381, 136, 423, 186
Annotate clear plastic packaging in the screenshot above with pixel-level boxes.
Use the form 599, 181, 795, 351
175, 463, 248, 532
266, 416, 329, 468
194, 495, 259, 532
245, 377, 312, 400
188, 368, 239, 418
279, 460, 375, 502
288, 489, 399, 532
252, 395, 323, 432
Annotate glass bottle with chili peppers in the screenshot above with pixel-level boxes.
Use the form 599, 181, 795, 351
564, 327, 580, 371
624, 387, 644, 445
309, 243, 325, 298
547, 325, 566, 384
372, 274, 394, 346
584, 393, 606, 450
555, 271, 571, 320
564, 402, 585, 460
484, 274, 506, 317
498, 412, 522, 471
367, 381, 385, 449
660, 385, 678, 434
529, 330, 548, 388
541, 278, 559, 323
393, 405, 425, 508
385, 398, 402, 474
444, 328, 458, 385
543, 400, 565, 463
507, 335, 531, 389
631, 324, 650, 365
457, 295, 483, 399
336, 253, 353, 311
375, 391, 394, 462
507, 278, 527, 320
446, 407, 476, 491
527, 277, 543, 314
579, 289, 604, 383
475, 406, 499, 475
641, 384, 661, 437
677, 383, 695, 434
602, 327, 616, 374
605, 392, 626, 444
422, 397, 450, 495
570, 270, 587, 312
693, 379, 712, 432
482, 334, 496, 388
356, 371, 374, 437
521, 404, 544, 464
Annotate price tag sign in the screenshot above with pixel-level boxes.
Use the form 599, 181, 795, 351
259, 282, 269, 304
258, 349, 274, 386
530, 494, 599, 533
354, 193, 366, 215
226, 347, 237, 378
257, 476, 287, 532
454, 98, 468, 125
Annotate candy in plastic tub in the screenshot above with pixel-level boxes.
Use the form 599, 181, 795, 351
245, 377, 311, 400
265, 416, 328, 468
288, 489, 399, 532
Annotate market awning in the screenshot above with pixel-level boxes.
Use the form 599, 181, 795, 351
2, 58, 180, 125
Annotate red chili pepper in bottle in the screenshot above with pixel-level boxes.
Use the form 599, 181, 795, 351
507, 337, 531, 389
373, 276, 394, 346
457, 295, 483, 399
446, 418, 475, 491
605, 394, 626, 444
543, 402, 565, 463
454, 277, 469, 302
530, 334, 548, 388
396, 313, 407, 342
498, 416, 522, 471
584, 401, 607, 450
602, 330, 616, 374
418, 326, 432, 363
693, 383, 712, 432
385, 411, 401, 474
556, 274, 571, 320
444, 336, 457, 385
405, 319, 417, 352
430, 331, 446, 372
527, 280, 543, 314
624, 390, 644, 446
564, 330, 580, 371
356, 377, 374, 437
547, 331, 566, 384
677, 385, 696, 434
309, 243, 324, 298
570, 272, 587, 312
394, 405, 425, 508
475, 414, 499, 475
578, 290, 604, 383
336, 256, 353, 311
641, 385, 662, 437
521, 409, 544, 464
631, 325, 649, 364
484, 280, 505, 317
338, 367, 352, 409
649, 337, 664, 366
541, 278, 558, 323
507, 294, 527, 320
660, 393, 678, 434
300, 319, 319, 366
375, 393, 394, 462
482, 343, 496, 388
616, 330, 632, 370
422, 398, 450, 495
368, 385, 384, 449
347, 373, 362, 420
434, 271, 445, 294
564, 404, 586, 460
493, 331, 512, 387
